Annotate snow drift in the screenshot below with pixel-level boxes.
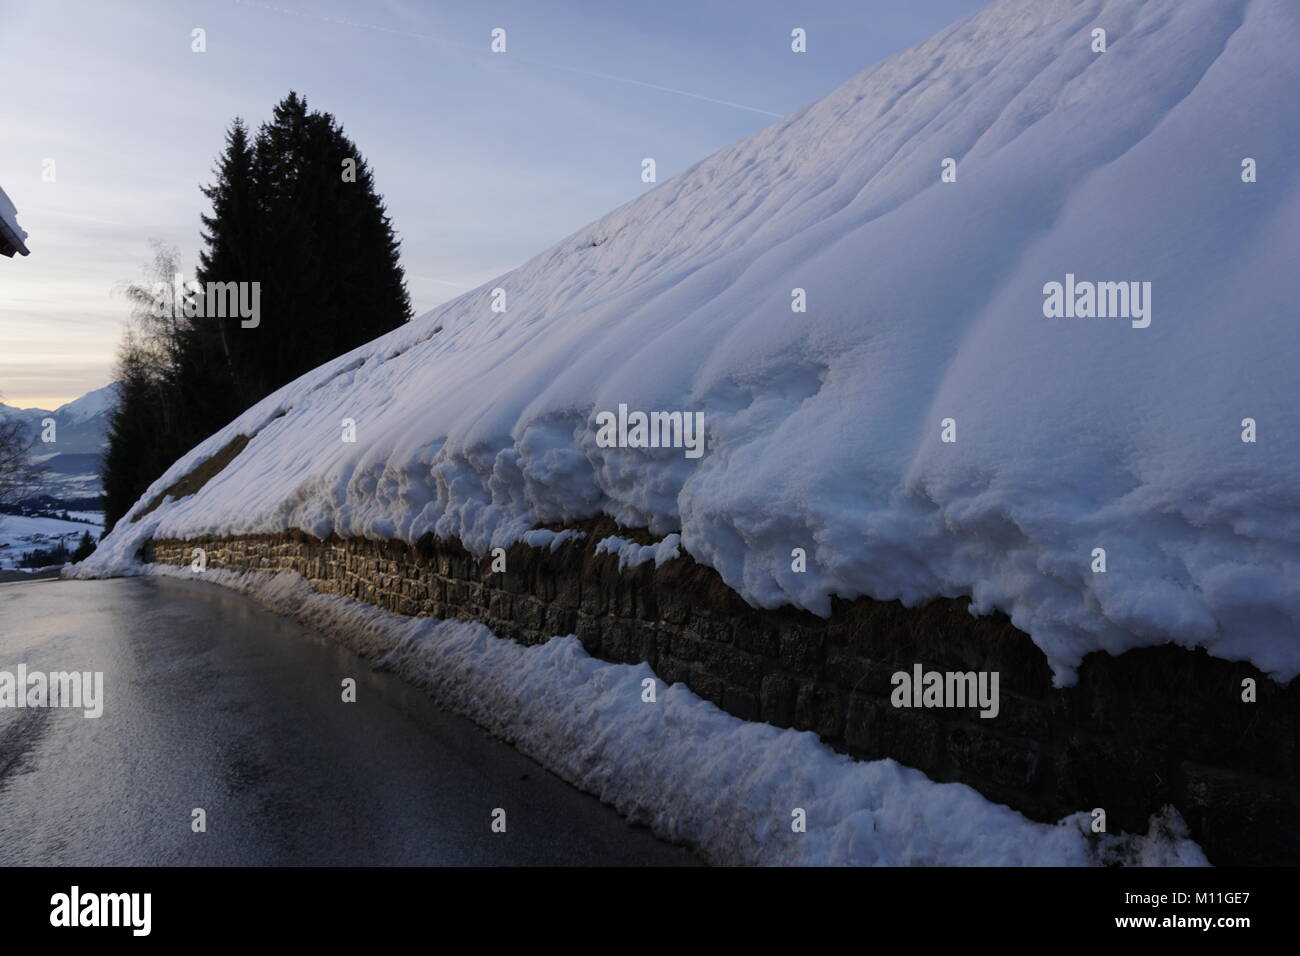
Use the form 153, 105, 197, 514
80, 0, 1300, 683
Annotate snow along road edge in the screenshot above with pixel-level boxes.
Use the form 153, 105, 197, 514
146, 564, 1207, 866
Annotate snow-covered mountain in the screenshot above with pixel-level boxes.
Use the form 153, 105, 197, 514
52, 383, 117, 427
0, 383, 117, 455
81, 0, 1300, 684
1, 383, 116, 498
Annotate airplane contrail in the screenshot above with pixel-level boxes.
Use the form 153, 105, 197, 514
230, 0, 782, 118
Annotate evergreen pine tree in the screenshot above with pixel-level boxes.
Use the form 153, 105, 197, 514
102, 91, 412, 529
71, 530, 95, 562
238, 92, 412, 399
192, 118, 257, 435
102, 341, 171, 531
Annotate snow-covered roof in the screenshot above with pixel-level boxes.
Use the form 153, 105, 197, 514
81, 0, 1300, 684
0, 186, 29, 257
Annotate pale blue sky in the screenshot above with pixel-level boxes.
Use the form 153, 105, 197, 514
0, 0, 986, 408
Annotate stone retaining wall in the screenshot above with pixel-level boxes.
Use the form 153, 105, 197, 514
145, 522, 1300, 865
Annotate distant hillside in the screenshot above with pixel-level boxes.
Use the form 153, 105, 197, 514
0, 383, 116, 456
0, 383, 116, 499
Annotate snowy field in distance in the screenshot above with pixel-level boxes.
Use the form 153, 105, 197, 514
1, 513, 102, 568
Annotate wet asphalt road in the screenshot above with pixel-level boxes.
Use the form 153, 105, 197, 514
0, 575, 697, 866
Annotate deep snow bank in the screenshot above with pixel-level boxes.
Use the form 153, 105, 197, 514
78, 0, 1300, 683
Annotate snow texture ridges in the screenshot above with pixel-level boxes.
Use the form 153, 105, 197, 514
78, 0, 1300, 684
